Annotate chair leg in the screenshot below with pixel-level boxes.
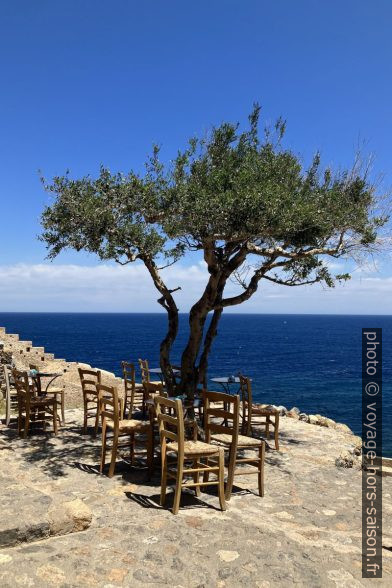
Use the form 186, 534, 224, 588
203, 457, 210, 484
274, 414, 279, 450
61, 393, 65, 425
172, 458, 183, 515
53, 403, 58, 435
100, 422, 107, 473
225, 444, 236, 500
160, 451, 168, 506
83, 397, 88, 434
108, 430, 119, 478
24, 405, 30, 439
129, 432, 135, 466
265, 417, 270, 439
258, 442, 265, 497
193, 459, 201, 497
93, 400, 100, 437
218, 450, 226, 511
17, 401, 23, 437
146, 427, 154, 479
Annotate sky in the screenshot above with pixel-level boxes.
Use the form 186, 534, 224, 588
0, 0, 391, 314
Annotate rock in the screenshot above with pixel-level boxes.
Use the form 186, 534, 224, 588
299, 413, 309, 422
217, 550, 240, 563
48, 498, 92, 537
313, 414, 327, 426
335, 422, 352, 434
287, 407, 300, 419
308, 414, 319, 425
324, 417, 337, 428
335, 450, 354, 468
277, 405, 288, 416
351, 435, 362, 456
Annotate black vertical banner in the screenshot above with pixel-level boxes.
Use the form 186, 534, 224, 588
362, 328, 382, 578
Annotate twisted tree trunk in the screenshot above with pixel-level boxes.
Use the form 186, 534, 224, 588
197, 306, 223, 389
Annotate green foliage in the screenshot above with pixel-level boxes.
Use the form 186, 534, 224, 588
40, 105, 387, 290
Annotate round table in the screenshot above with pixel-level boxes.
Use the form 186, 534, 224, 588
210, 377, 242, 394
149, 367, 180, 384
29, 371, 63, 394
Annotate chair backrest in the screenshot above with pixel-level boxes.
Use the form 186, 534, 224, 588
202, 390, 240, 445
154, 395, 184, 456
122, 361, 138, 414
122, 361, 135, 390
78, 368, 101, 394
138, 359, 150, 384
239, 376, 252, 435
97, 383, 119, 428
12, 369, 33, 408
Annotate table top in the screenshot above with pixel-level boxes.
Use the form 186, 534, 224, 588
211, 377, 241, 384
149, 367, 180, 375
29, 371, 62, 378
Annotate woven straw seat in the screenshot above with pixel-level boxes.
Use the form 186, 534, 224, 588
28, 396, 56, 406
211, 433, 262, 447
251, 404, 279, 415
167, 439, 223, 456
107, 418, 150, 432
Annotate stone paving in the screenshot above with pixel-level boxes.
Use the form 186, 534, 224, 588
0, 410, 391, 587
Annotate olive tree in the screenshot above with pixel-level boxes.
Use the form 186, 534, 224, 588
40, 105, 388, 398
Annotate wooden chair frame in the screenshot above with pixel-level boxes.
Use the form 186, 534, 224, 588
3, 365, 17, 426
240, 376, 280, 450
29, 363, 65, 426
138, 359, 164, 416
12, 369, 58, 438
78, 368, 102, 435
121, 361, 144, 417
154, 395, 226, 515
203, 390, 265, 500
99, 383, 153, 478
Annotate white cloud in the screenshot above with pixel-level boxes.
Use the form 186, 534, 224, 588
0, 262, 391, 314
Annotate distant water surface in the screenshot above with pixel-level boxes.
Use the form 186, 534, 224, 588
0, 312, 390, 457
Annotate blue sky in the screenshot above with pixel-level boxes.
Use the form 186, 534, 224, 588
0, 1, 391, 313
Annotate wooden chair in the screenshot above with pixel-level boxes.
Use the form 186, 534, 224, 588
240, 376, 280, 450
99, 383, 154, 478
138, 359, 164, 416
3, 365, 17, 426
29, 363, 65, 425
12, 369, 58, 438
203, 390, 265, 500
154, 395, 226, 515
78, 368, 102, 435
121, 361, 144, 417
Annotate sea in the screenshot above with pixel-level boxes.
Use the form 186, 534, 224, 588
0, 312, 390, 457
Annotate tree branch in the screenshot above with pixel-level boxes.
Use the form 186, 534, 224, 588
262, 274, 322, 287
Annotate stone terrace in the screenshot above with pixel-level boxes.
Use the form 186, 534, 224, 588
0, 409, 391, 587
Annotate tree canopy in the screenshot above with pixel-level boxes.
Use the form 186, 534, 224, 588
40, 105, 388, 396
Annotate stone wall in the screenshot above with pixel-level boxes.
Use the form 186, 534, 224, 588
0, 326, 122, 409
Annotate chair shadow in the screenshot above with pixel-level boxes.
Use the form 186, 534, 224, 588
125, 489, 223, 512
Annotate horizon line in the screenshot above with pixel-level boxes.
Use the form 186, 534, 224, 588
0, 311, 391, 317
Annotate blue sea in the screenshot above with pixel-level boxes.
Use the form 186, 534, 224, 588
0, 313, 390, 457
